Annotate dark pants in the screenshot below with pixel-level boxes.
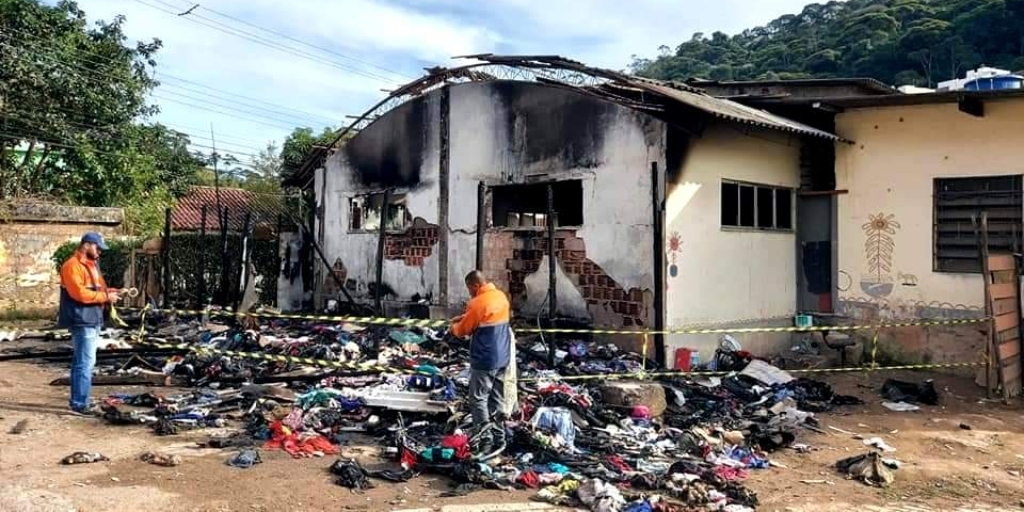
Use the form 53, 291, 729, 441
468, 368, 506, 427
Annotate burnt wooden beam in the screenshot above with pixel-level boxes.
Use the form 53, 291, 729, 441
959, 96, 984, 117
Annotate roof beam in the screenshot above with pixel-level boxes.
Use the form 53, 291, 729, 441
958, 96, 984, 117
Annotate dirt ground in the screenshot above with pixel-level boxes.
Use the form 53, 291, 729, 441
1, 354, 1024, 512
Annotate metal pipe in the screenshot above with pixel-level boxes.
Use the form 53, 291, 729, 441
651, 161, 667, 366
219, 207, 230, 306
162, 207, 172, 307
476, 181, 486, 271
198, 205, 207, 308
274, 214, 283, 308
375, 189, 392, 315
546, 182, 557, 367
236, 211, 253, 311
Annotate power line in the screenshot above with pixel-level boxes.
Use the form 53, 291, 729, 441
0, 42, 309, 131
158, 75, 338, 125
177, 0, 414, 82
152, 94, 302, 131
0, 102, 266, 156
0, 110, 264, 166
158, 84, 329, 127
133, 0, 404, 85
3, 24, 340, 127
1, 37, 332, 130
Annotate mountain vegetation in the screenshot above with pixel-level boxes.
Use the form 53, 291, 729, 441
631, 0, 1024, 87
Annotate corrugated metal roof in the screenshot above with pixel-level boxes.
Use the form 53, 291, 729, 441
632, 78, 843, 141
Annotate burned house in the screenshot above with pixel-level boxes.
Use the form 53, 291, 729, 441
288, 56, 844, 362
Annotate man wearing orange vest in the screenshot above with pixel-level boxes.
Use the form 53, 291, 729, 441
58, 232, 121, 413
451, 271, 514, 428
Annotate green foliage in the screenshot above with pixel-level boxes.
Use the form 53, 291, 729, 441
52, 238, 138, 288
632, 0, 1024, 86
0, 0, 205, 236
280, 126, 341, 182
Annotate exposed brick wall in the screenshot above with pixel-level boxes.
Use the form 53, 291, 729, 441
491, 229, 652, 328
482, 231, 513, 293
383, 218, 439, 267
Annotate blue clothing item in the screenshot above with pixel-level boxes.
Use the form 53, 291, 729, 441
530, 407, 576, 450
469, 323, 512, 371
57, 285, 105, 328
623, 501, 653, 512
69, 326, 100, 411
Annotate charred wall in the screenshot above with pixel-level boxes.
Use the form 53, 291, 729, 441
342, 96, 430, 189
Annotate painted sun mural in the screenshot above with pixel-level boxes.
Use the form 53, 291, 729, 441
860, 212, 901, 298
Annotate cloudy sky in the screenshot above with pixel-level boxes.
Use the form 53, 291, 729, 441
66, 0, 815, 165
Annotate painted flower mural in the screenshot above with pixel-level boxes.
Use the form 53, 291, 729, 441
860, 213, 900, 298
667, 232, 682, 278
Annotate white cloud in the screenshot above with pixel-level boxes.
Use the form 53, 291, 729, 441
67, 0, 820, 158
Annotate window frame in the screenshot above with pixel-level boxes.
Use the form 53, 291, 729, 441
489, 179, 585, 231
347, 191, 412, 234
932, 174, 1024, 274
720, 178, 794, 233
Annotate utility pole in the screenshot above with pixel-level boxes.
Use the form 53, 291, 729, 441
211, 122, 221, 215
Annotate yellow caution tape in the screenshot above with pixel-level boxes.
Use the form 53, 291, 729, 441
123, 305, 990, 336
519, 361, 986, 382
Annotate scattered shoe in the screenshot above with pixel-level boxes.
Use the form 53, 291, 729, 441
140, 451, 182, 467
60, 451, 109, 465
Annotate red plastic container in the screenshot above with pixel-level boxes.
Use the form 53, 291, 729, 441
674, 348, 694, 371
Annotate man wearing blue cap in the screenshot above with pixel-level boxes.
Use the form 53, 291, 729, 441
58, 232, 120, 413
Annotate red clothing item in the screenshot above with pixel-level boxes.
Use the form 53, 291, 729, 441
264, 420, 339, 458
441, 434, 471, 459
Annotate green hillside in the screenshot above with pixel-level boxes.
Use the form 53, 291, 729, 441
630, 0, 1024, 86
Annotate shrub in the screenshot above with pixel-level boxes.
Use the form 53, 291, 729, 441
52, 239, 138, 288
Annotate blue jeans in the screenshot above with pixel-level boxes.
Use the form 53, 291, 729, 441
69, 326, 100, 411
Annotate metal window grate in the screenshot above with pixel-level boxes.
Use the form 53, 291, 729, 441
721, 180, 793, 231
934, 175, 1023, 273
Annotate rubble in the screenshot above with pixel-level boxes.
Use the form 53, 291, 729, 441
50, 311, 869, 510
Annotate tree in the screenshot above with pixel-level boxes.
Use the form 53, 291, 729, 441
0, 0, 204, 235
280, 126, 340, 181
631, 0, 1018, 87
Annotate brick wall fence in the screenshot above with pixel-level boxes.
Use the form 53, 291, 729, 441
0, 203, 123, 313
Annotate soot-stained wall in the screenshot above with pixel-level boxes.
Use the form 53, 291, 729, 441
342, 97, 430, 189
320, 80, 666, 324
448, 81, 665, 326
320, 90, 442, 302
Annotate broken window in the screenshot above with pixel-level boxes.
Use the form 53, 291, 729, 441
349, 193, 411, 232
491, 180, 584, 228
934, 175, 1023, 273
720, 180, 793, 230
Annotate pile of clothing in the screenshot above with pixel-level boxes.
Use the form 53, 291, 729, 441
86, 313, 865, 511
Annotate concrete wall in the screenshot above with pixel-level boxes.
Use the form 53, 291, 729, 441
320, 90, 442, 303
664, 123, 802, 363
451, 81, 663, 333
0, 203, 123, 312
834, 100, 1024, 364
319, 80, 664, 337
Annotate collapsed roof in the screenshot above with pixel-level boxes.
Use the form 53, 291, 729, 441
284, 54, 842, 188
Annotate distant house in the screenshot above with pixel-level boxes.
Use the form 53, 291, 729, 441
171, 185, 292, 238
701, 77, 1024, 365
